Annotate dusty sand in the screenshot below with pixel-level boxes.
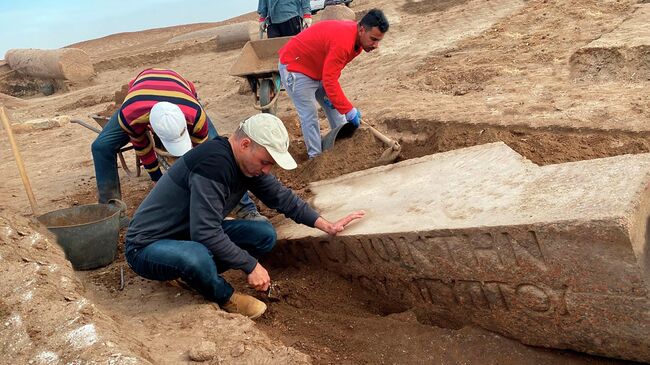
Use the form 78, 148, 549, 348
1, 0, 648, 363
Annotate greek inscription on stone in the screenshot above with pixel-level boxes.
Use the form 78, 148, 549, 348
353, 275, 568, 316
497, 231, 547, 271
367, 236, 400, 262
315, 239, 342, 263
412, 230, 547, 272
454, 280, 490, 309
472, 232, 505, 269
341, 237, 371, 265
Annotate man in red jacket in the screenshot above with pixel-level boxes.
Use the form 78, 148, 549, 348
278, 8, 389, 158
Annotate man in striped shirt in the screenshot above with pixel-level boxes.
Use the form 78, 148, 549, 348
91, 68, 263, 222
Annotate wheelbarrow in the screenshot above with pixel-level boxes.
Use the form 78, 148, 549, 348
229, 36, 292, 115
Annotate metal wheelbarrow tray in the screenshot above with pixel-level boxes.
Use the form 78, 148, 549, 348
229, 36, 292, 114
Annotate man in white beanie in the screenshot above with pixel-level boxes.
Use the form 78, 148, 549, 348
91, 68, 265, 225
125, 113, 365, 319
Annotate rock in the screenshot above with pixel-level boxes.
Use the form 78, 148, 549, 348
188, 340, 217, 362
275, 142, 650, 362
319, 5, 356, 21
168, 22, 258, 52
9, 115, 71, 134
5, 48, 95, 82
230, 342, 245, 358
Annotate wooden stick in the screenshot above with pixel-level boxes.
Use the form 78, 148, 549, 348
0, 107, 39, 215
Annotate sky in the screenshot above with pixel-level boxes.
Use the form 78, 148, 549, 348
0, 0, 258, 57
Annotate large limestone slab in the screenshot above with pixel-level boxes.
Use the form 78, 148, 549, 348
275, 142, 650, 362
5, 48, 95, 82
570, 3, 650, 80
167, 22, 258, 52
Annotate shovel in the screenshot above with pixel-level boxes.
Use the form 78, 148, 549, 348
264, 282, 281, 302
361, 120, 401, 165
321, 119, 401, 164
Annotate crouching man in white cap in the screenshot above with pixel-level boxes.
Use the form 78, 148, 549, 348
125, 113, 365, 319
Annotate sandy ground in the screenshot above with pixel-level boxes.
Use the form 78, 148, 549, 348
1, 0, 649, 363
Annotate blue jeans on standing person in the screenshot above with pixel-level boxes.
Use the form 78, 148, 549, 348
90, 110, 257, 212
124, 219, 276, 304
278, 62, 347, 158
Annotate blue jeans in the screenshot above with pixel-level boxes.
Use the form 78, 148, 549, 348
90, 110, 257, 212
279, 62, 346, 158
125, 220, 276, 304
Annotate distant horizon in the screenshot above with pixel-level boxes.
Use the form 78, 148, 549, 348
0, 0, 257, 57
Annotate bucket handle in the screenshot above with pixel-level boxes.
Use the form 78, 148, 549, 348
108, 199, 127, 214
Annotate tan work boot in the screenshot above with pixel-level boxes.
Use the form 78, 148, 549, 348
221, 293, 267, 319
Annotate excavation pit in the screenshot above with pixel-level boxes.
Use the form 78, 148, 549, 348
58, 116, 650, 364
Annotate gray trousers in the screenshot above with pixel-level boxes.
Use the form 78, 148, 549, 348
279, 63, 346, 158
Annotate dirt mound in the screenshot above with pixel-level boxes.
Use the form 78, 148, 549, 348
569, 3, 650, 81
93, 39, 222, 73
1, 208, 313, 364
383, 118, 650, 166
273, 114, 387, 192
413, 57, 500, 95
93, 83, 129, 118
0, 210, 149, 364
569, 45, 650, 81
68, 12, 257, 65
57, 93, 114, 113
400, 0, 470, 14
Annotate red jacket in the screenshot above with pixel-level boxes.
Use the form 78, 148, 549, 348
279, 20, 361, 115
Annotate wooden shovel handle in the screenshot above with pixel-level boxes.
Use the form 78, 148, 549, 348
0, 107, 39, 215
361, 120, 400, 150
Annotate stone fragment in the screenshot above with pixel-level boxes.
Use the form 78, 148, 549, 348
168, 22, 258, 52
276, 142, 650, 362
319, 5, 356, 21
188, 340, 217, 362
230, 342, 245, 358
9, 115, 70, 134
5, 48, 94, 81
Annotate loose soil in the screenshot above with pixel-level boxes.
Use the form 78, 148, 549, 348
1, 0, 649, 364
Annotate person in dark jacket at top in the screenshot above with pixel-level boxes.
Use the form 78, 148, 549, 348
278, 8, 389, 158
125, 113, 365, 319
258, 0, 312, 38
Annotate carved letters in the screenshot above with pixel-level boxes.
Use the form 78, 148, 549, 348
354, 275, 569, 316
277, 229, 565, 317
293, 230, 547, 272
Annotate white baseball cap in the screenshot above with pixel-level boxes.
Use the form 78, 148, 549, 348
149, 101, 191, 157
240, 113, 297, 170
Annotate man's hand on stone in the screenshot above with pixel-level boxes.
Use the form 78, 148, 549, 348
248, 262, 271, 291
315, 210, 366, 236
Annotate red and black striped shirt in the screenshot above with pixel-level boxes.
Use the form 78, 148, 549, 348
118, 68, 209, 181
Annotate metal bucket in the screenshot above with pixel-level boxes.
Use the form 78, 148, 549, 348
36, 200, 124, 270
321, 122, 357, 151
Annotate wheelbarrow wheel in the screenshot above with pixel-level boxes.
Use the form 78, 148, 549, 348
259, 78, 278, 115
